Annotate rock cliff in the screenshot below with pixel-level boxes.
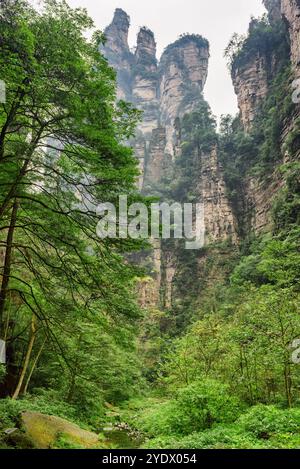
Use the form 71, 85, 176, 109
281, 0, 300, 76
232, 52, 271, 131
230, 0, 300, 236
102, 4, 299, 311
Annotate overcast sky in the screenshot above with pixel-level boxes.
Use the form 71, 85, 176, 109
36, 0, 267, 120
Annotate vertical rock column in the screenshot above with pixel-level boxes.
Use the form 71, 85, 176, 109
102, 9, 134, 100
159, 36, 209, 156
132, 27, 160, 189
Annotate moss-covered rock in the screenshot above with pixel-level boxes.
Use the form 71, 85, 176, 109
20, 411, 105, 449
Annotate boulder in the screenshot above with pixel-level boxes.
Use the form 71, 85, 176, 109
20, 411, 103, 449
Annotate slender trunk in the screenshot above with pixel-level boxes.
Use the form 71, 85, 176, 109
67, 334, 82, 403
0, 200, 18, 336
284, 361, 292, 408
23, 338, 46, 395
67, 373, 76, 403
243, 348, 254, 404
12, 314, 36, 400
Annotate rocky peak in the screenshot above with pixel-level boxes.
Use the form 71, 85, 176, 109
102, 9, 133, 100
159, 35, 209, 154
135, 27, 157, 66
232, 4, 291, 132
105, 8, 130, 47
132, 28, 159, 137
160, 35, 209, 95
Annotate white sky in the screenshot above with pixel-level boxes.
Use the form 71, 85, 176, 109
33, 0, 267, 120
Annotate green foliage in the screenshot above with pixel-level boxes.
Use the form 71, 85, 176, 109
172, 380, 241, 433
237, 405, 300, 438
135, 402, 300, 449
132, 380, 241, 437
163, 34, 209, 57
273, 163, 300, 232
143, 425, 257, 449
227, 15, 289, 73
0, 394, 77, 430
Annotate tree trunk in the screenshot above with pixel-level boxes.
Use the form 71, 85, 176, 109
0, 199, 18, 336
12, 314, 36, 400
23, 338, 46, 395
284, 361, 292, 408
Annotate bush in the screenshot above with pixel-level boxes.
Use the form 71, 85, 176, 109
237, 405, 300, 439
0, 392, 78, 431
171, 380, 241, 434
136, 380, 241, 437
143, 425, 258, 449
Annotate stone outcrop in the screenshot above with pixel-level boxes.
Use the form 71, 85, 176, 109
244, 172, 284, 234
233, 0, 300, 132
132, 28, 159, 136
144, 127, 168, 189
233, 0, 299, 236
102, 10, 238, 309
263, 0, 282, 23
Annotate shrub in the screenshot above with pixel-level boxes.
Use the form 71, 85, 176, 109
237, 405, 300, 439
136, 380, 241, 437
170, 380, 241, 434
143, 425, 258, 449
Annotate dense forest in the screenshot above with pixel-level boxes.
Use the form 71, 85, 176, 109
0, 0, 300, 450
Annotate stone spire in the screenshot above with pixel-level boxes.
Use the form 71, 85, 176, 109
102, 9, 133, 100
104, 8, 130, 52
135, 27, 157, 66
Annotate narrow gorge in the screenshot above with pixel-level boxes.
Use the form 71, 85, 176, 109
102, 1, 299, 321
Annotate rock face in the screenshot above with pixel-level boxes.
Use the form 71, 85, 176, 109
233, 0, 300, 234
281, 0, 300, 76
233, 0, 300, 132
199, 147, 237, 244
132, 27, 159, 136
244, 172, 284, 234
232, 53, 270, 132
231, 12, 286, 132
263, 0, 282, 23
